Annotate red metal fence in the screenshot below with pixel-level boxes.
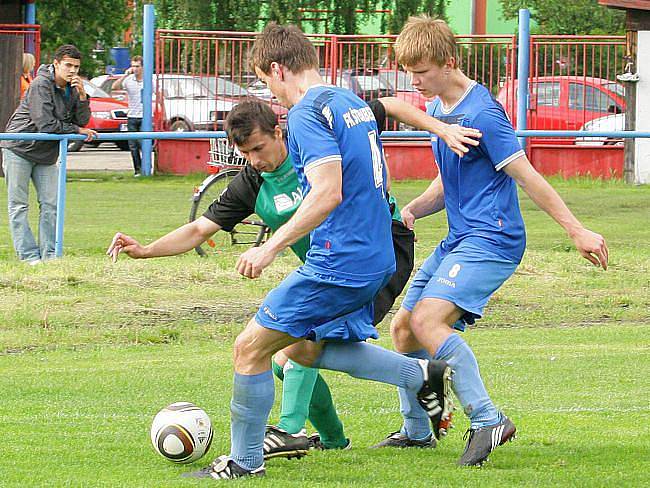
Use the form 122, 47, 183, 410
500, 35, 626, 139
154, 30, 516, 131
154, 29, 626, 178
0, 24, 41, 67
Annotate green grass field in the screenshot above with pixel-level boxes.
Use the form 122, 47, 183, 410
1, 173, 649, 486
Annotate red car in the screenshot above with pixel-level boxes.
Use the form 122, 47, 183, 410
496, 76, 625, 144
69, 80, 130, 152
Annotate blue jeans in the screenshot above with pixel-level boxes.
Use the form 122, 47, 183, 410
2, 148, 58, 262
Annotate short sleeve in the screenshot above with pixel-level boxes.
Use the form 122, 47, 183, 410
367, 99, 386, 133
289, 105, 341, 171
202, 167, 261, 231
472, 107, 524, 171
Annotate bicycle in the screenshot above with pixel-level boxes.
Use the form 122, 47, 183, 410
189, 137, 271, 257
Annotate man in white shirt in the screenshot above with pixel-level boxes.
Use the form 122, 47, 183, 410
113, 55, 143, 176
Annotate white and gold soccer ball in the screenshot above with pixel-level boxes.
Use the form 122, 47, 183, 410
150, 402, 213, 463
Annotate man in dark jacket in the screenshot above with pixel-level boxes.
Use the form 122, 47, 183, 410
1, 44, 96, 264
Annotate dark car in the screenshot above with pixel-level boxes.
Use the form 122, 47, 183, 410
378, 69, 429, 111
320, 68, 395, 101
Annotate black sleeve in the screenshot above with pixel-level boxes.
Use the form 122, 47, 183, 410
368, 99, 387, 135
72, 96, 91, 127
202, 166, 263, 232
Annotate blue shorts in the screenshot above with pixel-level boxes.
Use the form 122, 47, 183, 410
256, 266, 392, 342
401, 241, 518, 331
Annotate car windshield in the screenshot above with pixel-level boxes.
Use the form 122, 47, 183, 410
603, 82, 625, 97
353, 75, 391, 92
158, 77, 212, 98
379, 71, 416, 91
83, 80, 111, 98
203, 77, 248, 97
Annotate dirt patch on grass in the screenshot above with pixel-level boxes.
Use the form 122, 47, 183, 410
475, 316, 650, 330
132, 300, 260, 327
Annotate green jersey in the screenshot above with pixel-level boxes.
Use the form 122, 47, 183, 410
202, 154, 309, 261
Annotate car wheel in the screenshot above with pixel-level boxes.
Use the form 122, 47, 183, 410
116, 141, 130, 151
67, 139, 84, 152
169, 119, 191, 132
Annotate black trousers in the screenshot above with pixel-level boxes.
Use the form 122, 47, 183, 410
373, 219, 416, 325
127, 117, 142, 173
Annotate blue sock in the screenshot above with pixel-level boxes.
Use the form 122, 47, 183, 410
434, 333, 499, 429
313, 342, 424, 392
398, 349, 433, 440
230, 371, 274, 470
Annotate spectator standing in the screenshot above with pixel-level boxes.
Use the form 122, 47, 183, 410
1, 44, 96, 264
112, 56, 144, 176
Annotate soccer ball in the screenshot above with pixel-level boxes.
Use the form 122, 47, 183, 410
150, 402, 213, 463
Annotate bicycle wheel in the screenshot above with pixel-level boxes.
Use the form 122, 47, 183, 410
189, 169, 241, 257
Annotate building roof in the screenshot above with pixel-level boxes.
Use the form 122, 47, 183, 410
599, 0, 650, 11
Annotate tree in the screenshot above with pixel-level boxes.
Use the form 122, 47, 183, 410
382, 0, 448, 34
37, 0, 129, 76
154, 0, 261, 31
499, 0, 625, 35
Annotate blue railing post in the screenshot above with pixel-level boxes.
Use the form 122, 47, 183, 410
25, 1, 37, 55
55, 138, 68, 257
141, 3, 155, 176
517, 9, 531, 150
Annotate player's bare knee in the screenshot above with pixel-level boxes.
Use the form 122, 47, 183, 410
233, 330, 268, 370
284, 340, 321, 367
390, 309, 414, 352
410, 308, 446, 336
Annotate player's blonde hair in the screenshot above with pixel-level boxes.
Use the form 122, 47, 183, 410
395, 15, 458, 68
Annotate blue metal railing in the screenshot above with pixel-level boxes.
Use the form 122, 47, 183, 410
1, 129, 646, 257
517, 9, 531, 149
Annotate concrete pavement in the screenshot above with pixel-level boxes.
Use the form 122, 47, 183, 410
66, 142, 133, 172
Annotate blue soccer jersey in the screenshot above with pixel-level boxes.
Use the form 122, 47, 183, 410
426, 82, 526, 263
287, 85, 395, 280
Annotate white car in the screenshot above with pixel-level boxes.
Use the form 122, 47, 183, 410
98, 74, 238, 131
156, 75, 236, 131
576, 113, 625, 146
90, 74, 110, 88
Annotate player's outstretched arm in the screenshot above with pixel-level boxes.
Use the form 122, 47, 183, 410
378, 97, 481, 157
107, 217, 221, 262
504, 155, 609, 270
400, 175, 445, 230
236, 161, 342, 279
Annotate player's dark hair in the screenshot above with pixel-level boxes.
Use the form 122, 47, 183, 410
225, 98, 278, 147
251, 23, 319, 75
54, 44, 82, 61
131, 55, 143, 64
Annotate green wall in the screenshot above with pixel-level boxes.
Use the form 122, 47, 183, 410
356, 0, 520, 35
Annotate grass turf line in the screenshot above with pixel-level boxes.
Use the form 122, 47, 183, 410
0, 174, 649, 485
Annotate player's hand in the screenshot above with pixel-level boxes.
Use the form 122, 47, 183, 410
401, 207, 416, 230
440, 124, 481, 157
571, 227, 609, 270
125, 67, 134, 75
71, 75, 87, 100
107, 232, 146, 262
236, 245, 277, 279
78, 127, 97, 142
